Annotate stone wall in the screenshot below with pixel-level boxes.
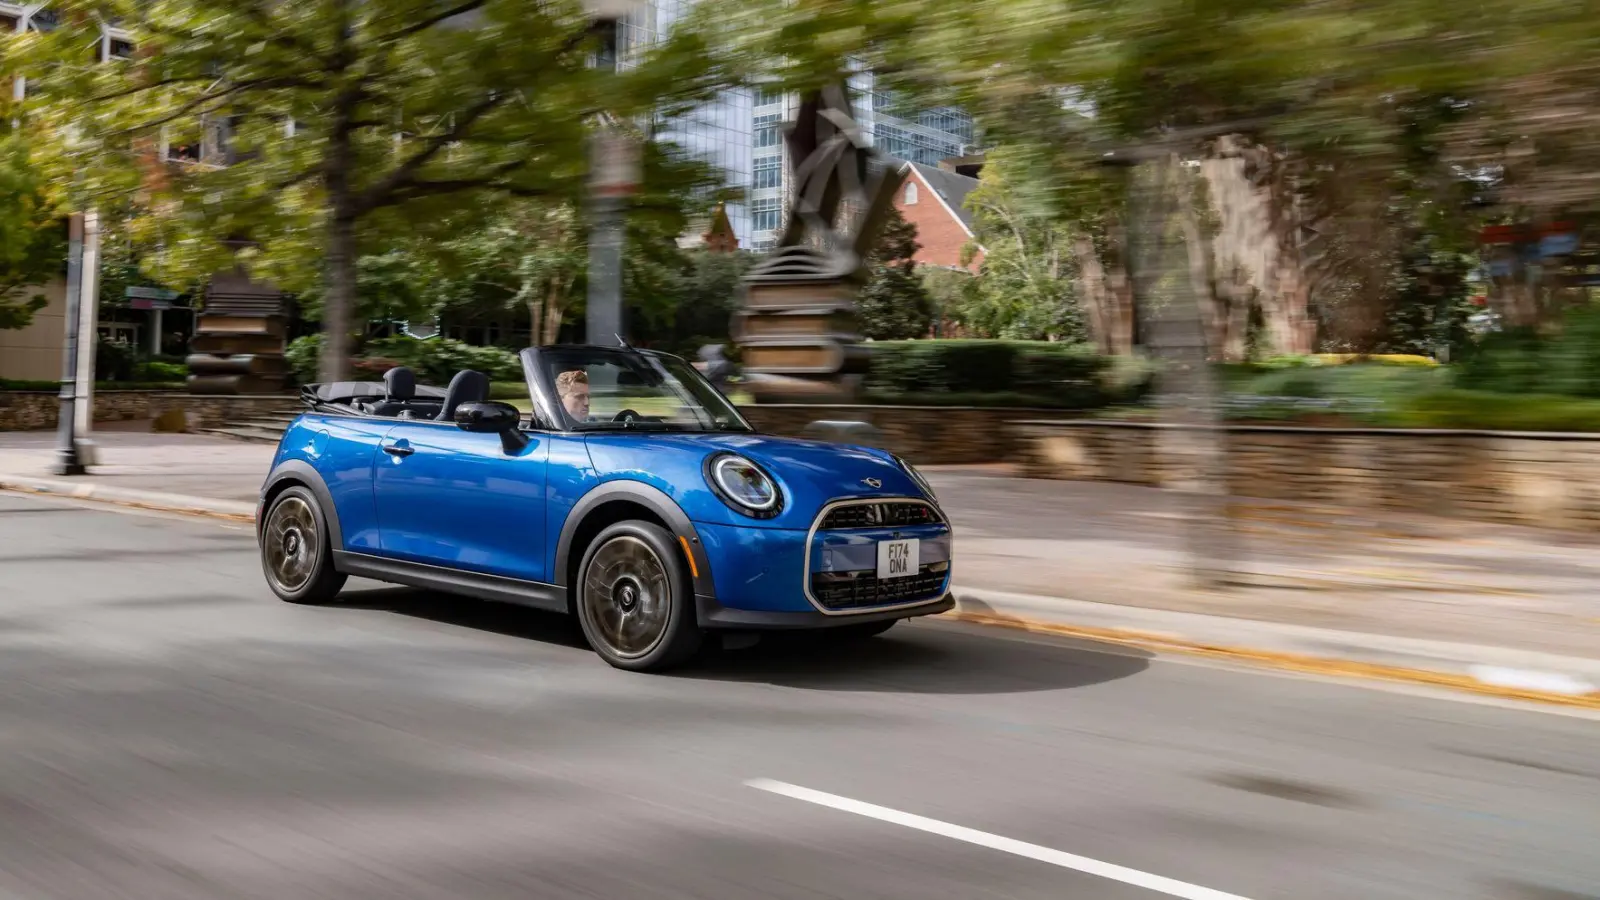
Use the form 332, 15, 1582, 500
1016, 419, 1600, 531
739, 405, 1081, 465
0, 391, 298, 432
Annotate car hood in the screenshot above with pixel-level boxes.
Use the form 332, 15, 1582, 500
582, 431, 926, 528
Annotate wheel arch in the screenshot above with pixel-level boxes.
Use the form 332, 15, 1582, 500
258, 460, 344, 550
554, 480, 715, 605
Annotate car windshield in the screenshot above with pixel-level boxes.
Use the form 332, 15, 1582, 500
538, 347, 753, 433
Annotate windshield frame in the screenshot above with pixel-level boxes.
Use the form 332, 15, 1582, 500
521, 345, 755, 435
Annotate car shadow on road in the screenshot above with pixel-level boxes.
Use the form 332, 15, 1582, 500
682, 624, 1151, 695
337, 585, 1151, 695
338, 586, 590, 650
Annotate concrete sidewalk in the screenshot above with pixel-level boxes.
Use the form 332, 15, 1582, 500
3, 425, 1598, 702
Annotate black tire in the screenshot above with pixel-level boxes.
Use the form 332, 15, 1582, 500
259, 486, 347, 605
575, 520, 703, 672
830, 619, 898, 640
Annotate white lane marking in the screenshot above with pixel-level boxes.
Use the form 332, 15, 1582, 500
746, 779, 1255, 900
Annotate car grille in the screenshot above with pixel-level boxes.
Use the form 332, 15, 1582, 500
820, 500, 942, 530
810, 562, 949, 611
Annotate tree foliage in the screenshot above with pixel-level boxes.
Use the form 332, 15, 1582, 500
16, 0, 730, 379
858, 205, 933, 340
0, 134, 64, 331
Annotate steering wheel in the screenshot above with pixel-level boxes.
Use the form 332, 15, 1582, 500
612, 409, 641, 424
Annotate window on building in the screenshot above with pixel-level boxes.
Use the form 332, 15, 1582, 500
754, 125, 780, 148
751, 198, 782, 233
904, 182, 918, 205
753, 156, 782, 190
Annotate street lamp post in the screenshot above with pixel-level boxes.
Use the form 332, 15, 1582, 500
583, 0, 643, 348
54, 212, 89, 475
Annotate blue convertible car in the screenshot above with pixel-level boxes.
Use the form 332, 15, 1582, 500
256, 344, 954, 671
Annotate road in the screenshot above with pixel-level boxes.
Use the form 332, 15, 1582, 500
1, 491, 1597, 900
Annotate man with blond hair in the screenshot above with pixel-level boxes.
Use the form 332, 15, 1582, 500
556, 369, 590, 422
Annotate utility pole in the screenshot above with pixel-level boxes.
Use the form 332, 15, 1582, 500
582, 0, 643, 348
1101, 134, 1240, 591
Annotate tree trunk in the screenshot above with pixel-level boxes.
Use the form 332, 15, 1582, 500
1072, 235, 1114, 355
320, 213, 357, 383
541, 284, 565, 345
318, 4, 357, 384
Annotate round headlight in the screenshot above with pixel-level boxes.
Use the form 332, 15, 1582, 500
707, 453, 781, 517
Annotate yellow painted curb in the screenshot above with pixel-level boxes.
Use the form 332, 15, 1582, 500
941, 610, 1600, 710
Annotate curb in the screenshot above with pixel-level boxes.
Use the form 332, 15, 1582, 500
0, 474, 257, 523
4, 475, 1594, 709
943, 589, 1600, 710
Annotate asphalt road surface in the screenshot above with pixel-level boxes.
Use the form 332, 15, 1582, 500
1, 491, 1598, 900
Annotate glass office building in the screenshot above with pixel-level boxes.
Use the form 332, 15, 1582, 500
624, 1, 975, 250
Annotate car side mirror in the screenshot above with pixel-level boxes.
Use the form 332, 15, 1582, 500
454, 400, 530, 453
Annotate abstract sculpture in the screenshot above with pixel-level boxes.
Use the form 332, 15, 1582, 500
734, 83, 906, 402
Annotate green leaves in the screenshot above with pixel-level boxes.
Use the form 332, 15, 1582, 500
0, 133, 65, 331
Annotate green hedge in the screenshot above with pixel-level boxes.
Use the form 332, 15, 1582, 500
866, 340, 1148, 408
1385, 389, 1600, 432
1455, 306, 1600, 398
285, 335, 523, 386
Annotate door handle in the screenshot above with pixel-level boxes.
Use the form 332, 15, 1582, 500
383, 443, 414, 457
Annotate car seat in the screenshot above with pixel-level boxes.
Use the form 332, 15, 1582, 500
365, 366, 417, 417
436, 369, 491, 421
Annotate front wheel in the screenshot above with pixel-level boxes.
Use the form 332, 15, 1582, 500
260, 486, 347, 604
576, 521, 703, 672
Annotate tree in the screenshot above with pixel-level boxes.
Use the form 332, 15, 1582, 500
960, 149, 1084, 341
0, 134, 64, 331
857, 205, 933, 340
18, 0, 729, 381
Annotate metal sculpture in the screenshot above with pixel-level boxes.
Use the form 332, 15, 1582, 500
734, 83, 906, 401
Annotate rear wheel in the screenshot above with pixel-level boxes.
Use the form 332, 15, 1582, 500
260, 486, 347, 605
576, 521, 703, 672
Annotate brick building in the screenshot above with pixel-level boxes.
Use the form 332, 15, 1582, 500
889, 159, 984, 272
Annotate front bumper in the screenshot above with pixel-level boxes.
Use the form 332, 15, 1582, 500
696, 592, 955, 630
693, 496, 952, 621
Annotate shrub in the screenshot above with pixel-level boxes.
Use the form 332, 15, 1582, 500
1453, 326, 1546, 394
489, 381, 529, 401
136, 360, 189, 382
285, 334, 323, 384
95, 339, 138, 383
364, 336, 521, 384
1388, 389, 1600, 432
866, 340, 1115, 403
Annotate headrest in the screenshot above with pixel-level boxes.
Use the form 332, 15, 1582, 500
383, 366, 416, 401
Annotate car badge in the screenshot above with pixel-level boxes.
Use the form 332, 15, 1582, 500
861, 478, 882, 489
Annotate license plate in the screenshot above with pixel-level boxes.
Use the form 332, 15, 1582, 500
876, 539, 920, 580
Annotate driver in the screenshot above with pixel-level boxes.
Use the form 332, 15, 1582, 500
556, 369, 590, 422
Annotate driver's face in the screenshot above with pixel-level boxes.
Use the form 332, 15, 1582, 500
562, 385, 590, 420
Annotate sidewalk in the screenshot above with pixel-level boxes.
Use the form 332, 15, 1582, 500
3, 425, 1598, 702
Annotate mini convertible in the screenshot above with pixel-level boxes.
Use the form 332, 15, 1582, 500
256, 344, 954, 671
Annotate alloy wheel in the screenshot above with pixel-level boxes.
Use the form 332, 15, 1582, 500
264, 496, 319, 594
582, 535, 672, 660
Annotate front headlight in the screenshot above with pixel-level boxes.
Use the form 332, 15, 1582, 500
894, 454, 938, 503
704, 452, 782, 518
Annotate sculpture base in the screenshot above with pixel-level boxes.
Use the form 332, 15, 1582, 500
740, 372, 862, 404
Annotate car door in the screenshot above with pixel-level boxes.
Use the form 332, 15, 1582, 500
371, 419, 552, 582
301, 414, 399, 553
